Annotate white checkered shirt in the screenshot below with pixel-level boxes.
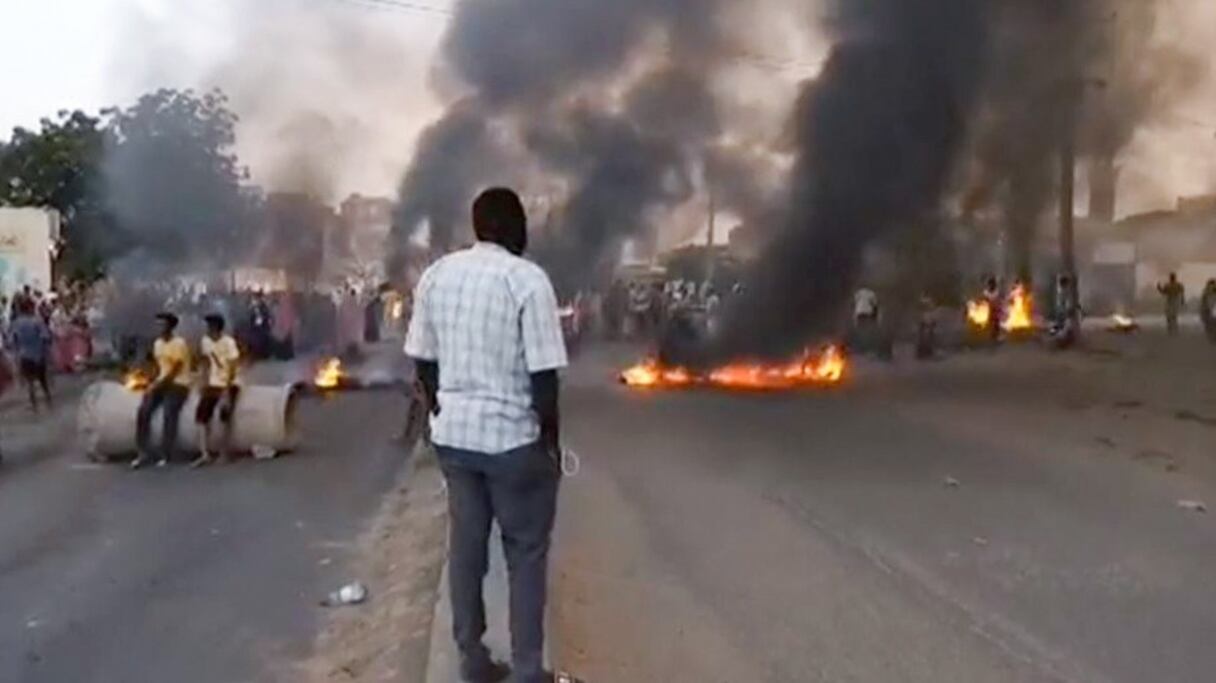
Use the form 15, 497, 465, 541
404, 242, 568, 454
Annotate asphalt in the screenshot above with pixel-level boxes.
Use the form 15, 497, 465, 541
0, 383, 412, 683
549, 342, 1216, 683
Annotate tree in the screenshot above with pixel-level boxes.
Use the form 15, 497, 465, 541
101, 88, 255, 269
0, 111, 115, 280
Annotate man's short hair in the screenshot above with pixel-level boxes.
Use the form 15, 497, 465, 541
156, 312, 180, 329
204, 314, 226, 332
473, 188, 526, 242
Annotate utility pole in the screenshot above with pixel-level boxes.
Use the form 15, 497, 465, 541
705, 185, 717, 284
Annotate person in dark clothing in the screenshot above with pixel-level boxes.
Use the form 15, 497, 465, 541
364, 292, 383, 344
983, 276, 1003, 344
248, 291, 274, 360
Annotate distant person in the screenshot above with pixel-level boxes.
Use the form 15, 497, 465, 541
627, 283, 651, 339
249, 291, 274, 360
193, 314, 241, 467
1157, 272, 1185, 336
1200, 279, 1216, 343
132, 313, 192, 469
272, 292, 297, 359
8, 299, 53, 412
1054, 274, 1080, 325
1050, 274, 1080, 349
364, 291, 383, 344
406, 188, 568, 683
854, 287, 879, 325
0, 329, 12, 463
983, 276, 1003, 344
915, 294, 938, 360
338, 288, 362, 355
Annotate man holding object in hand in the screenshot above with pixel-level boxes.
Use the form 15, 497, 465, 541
406, 188, 567, 683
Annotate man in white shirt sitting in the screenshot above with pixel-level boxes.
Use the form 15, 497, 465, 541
193, 314, 241, 467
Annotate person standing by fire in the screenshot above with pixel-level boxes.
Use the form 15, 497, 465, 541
1157, 272, 1186, 336
406, 188, 569, 683
983, 276, 1003, 344
132, 313, 192, 469
192, 314, 241, 468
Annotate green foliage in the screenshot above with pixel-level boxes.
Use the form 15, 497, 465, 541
102, 88, 254, 267
0, 89, 256, 283
0, 110, 114, 281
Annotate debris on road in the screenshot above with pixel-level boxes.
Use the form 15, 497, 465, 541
322, 581, 369, 607
1177, 500, 1208, 514
972, 536, 989, 546
943, 476, 961, 488
1174, 410, 1216, 428
252, 444, 278, 460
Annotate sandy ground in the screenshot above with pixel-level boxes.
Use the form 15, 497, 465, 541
294, 445, 448, 683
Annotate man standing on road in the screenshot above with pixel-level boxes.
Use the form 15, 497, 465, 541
406, 188, 567, 683
192, 314, 241, 468
8, 299, 53, 413
133, 313, 192, 469
1199, 279, 1216, 342
1157, 272, 1186, 336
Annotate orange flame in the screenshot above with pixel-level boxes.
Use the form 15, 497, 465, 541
966, 299, 992, 328
621, 346, 846, 391
1002, 284, 1034, 331
123, 369, 152, 392
315, 358, 344, 390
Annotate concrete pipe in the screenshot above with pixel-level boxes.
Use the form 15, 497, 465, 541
77, 382, 299, 461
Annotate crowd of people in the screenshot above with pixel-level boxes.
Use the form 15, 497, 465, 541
600, 278, 726, 342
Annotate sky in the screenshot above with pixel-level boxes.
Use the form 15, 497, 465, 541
0, 0, 452, 131
0, 0, 452, 199
1, 0, 1213, 215
0, 0, 130, 133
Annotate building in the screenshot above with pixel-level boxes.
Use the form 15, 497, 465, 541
0, 207, 59, 295
1084, 194, 1216, 309
325, 194, 395, 288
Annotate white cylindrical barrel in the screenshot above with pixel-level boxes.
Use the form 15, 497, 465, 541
78, 382, 299, 461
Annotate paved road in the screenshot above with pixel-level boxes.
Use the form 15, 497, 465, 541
552, 344, 1216, 682
0, 386, 411, 683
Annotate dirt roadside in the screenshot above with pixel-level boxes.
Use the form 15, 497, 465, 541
292, 445, 449, 682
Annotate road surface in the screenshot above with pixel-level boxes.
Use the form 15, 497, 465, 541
0, 384, 411, 683
552, 338, 1216, 682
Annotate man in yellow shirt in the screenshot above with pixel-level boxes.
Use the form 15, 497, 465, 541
133, 312, 192, 469
192, 314, 241, 467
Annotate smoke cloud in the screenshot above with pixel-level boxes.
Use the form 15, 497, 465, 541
698, 0, 993, 362
111, 0, 442, 202
390, 0, 809, 290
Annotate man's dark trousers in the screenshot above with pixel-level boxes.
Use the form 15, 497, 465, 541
435, 442, 560, 683
136, 384, 189, 461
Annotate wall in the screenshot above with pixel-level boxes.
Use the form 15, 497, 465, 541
0, 207, 58, 295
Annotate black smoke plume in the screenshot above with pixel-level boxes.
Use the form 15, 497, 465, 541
696, 0, 993, 362
390, 0, 751, 292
